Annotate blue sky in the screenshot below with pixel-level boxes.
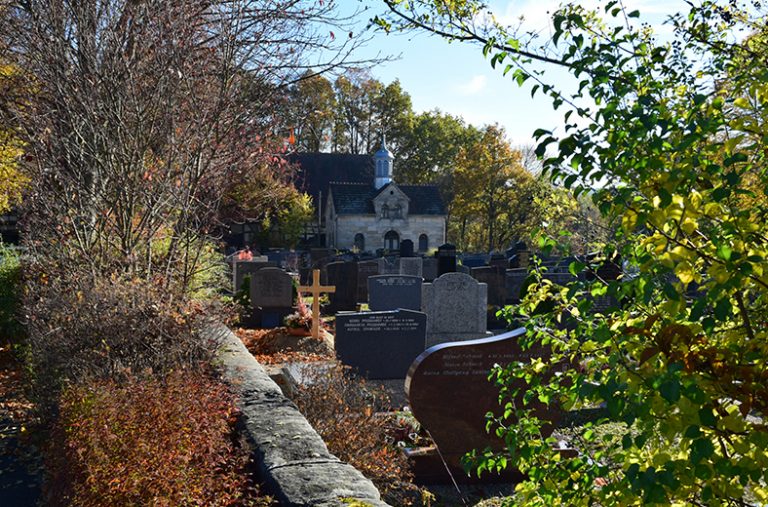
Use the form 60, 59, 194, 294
343, 0, 687, 146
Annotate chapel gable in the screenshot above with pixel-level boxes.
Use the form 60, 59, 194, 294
373, 183, 410, 220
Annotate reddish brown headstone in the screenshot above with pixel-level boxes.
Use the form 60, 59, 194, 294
405, 328, 562, 478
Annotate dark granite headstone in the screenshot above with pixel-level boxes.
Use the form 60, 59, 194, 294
356, 260, 380, 303
437, 243, 456, 276
400, 239, 415, 257
471, 266, 506, 307
368, 275, 422, 311
406, 328, 561, 474
489, 253, 507, 269
505, 268, 528, 303
336, 309, 427, 379
461, 254, 488, 268
422, 258, 438, 281
326, 261, 358, 312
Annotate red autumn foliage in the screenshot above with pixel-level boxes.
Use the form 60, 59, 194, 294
43, 370, 271, 507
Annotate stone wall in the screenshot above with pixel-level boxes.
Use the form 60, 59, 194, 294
208, 324, 390, 507
332, 214, 445, 251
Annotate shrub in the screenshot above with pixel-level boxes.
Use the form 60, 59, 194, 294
24, 271, 214, 408
291, 363, 424, 506
44, 370, 270, 507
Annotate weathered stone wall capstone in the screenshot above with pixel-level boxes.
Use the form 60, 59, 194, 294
208, 324, 390, 507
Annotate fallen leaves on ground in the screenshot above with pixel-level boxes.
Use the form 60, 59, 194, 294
235, 328, 333, 364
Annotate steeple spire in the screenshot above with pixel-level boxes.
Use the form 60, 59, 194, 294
374, 132, 394, 189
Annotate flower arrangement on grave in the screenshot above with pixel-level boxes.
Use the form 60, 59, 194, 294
283, 293, 322, 333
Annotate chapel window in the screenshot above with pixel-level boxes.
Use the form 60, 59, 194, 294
418, 234, 428, 252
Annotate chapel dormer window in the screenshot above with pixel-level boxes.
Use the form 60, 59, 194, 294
381, 204, 389, 219
393, 204, 402, 219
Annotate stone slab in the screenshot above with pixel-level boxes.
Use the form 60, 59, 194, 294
335, 309, 427, 379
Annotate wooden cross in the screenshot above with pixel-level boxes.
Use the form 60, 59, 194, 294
297, 269, 335, 340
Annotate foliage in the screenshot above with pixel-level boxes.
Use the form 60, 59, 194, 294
0, 127, 27, 215
0, 62, 29, 215
448, 125, 606, 252
44, 370, 270, 507
380, 0, 768, 505
291, 363, 426, 506
0, 243, 22, 341
24, 270, 213, 409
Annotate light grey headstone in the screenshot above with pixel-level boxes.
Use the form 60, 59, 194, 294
399, 257, 423, 278
378, 257, 399, 275
421, 272, 489, 347
233, 260, 276, 293
250, 267, 293, 309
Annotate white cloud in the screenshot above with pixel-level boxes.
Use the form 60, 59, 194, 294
456, 74, 488, 95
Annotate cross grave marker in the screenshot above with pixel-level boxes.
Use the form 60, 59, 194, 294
297, 269, 336, 340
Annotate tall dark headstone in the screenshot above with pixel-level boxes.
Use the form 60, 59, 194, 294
336, 309, 427, 379
489, 253, 507, 269
436, 243, 457, 276
471, 266, 506, 307
505, 268, 528, 304
326, 261, 358, 312
368, 275, 422, 311
422, 258, 438, 282
356, 260, 380, 303
400, 239, 415, 258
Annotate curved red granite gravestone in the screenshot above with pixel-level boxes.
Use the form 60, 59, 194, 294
405, 328, 562, 477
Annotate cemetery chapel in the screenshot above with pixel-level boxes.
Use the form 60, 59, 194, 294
294, 138, 447, 252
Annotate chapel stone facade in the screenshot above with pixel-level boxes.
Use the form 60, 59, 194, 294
324, 140, 446, 252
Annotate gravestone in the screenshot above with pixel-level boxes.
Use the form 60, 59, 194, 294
399, 257, 423, 278
356, 260, 380, 303
336, 309, 427, 379
378, 256, 399, 275
310, 247, 334, 263
368, 275, 422, 312
233, 260, 276, 294
436, 243, 457, 276
489, 253, 508, 269
461, 254, 488, 268
405, 328, 562, 482
400, 239, 415, 257
421, 272, 490, 346
505, 268, 528, 303
471, 266, 506, 307
326, 261, 358, 312
250, 267, 294, 328
422, 258, 438, 282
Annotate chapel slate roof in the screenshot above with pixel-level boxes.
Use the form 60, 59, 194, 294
289, 153, 372, 207
329, 182, 446, 216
